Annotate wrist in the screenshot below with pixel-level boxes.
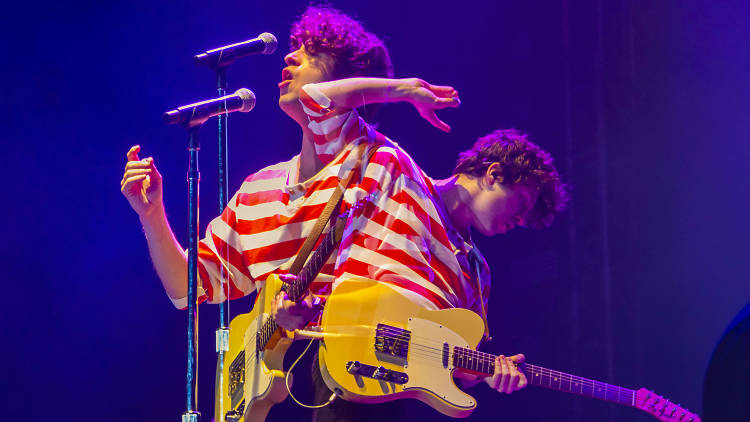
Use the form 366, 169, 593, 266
139, 205, 167, 231
390, 78, 418, 103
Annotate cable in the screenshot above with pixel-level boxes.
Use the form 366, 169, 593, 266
285, 339, 337, 409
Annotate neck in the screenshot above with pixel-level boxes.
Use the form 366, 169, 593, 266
434, 174, 474, 240
281, 100, 324, 183
297, 129, 324, 182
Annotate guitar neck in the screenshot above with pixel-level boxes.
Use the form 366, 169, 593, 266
286, 223, 339, 302
452, 347, 636, 407
256, 224, 339, 350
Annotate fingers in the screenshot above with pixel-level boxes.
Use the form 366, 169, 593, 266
124, 157, 153, 170
427, 84, 459, 99
120, 174, 148, 194
120, 168, 152, 184
424, 111, 451, 133
278, 274, 298, 283
510, 354, 526, 364
126, 145, 141, 162
272, 291, 307, 330
435, 96, 461, 109
491, 354, 527, 394
498, 355, 511, 393
124, 157, 162, 184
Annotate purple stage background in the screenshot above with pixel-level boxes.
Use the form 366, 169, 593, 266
2, 1, 748, 421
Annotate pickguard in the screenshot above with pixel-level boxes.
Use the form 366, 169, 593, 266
403, 317, 475, 409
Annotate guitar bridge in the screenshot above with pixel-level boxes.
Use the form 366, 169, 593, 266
228, 351, 245, 405
374, 324, 410, 360
346, 360, 408, 384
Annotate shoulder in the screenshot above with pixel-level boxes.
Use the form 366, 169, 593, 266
236, 156, 296, 194
367, 137, 430, 185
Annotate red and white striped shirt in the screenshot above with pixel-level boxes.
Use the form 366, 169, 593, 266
173, 84, 490, 316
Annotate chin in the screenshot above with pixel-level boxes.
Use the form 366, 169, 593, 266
477, 226, 498, 236
278, 99, 307, 127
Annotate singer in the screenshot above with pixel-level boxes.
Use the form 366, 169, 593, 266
120, 5, 560, 422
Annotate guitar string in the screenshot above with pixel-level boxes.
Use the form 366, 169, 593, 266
360, 343, 681, 410
239, 325, 638, 400
235, 322, 681, 412
237, 204, 349, 361
360, 337, 640, 400
237, 335, 685, 414
364, 340, 686, 414
238, 323, 655, 405
408, 346, 635, 399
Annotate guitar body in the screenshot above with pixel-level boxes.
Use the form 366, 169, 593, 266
319, 279, 486, 418
319, 280, 703, 422
215, 274, 293, 422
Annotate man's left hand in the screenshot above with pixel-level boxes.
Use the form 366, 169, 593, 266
485, 354, 528, 394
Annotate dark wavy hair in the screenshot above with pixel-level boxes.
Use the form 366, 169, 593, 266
289, 5, 394, 80
453, 129, 569, 229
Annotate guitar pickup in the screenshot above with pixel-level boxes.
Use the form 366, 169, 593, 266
374, 324, 410, 360
346, 360, 408, 384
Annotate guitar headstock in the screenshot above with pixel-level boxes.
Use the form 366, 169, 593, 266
634, 388, 701, 422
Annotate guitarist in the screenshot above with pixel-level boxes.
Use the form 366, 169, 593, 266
273, 122, 569, 420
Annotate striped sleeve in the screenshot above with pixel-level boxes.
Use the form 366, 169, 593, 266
168, 166, 294, 309
300, 84, 370, 166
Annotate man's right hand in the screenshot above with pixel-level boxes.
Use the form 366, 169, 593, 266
121, 145, 163, 219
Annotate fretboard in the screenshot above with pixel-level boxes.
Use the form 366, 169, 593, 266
257, 219, 341, 350
452, 346, 635, 407
286, 222, 339, 302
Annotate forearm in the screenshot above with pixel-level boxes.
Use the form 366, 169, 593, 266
140, 207, 189, 301
310, 78, 415, 110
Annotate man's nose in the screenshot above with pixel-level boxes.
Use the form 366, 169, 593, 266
284, 48, 302, 66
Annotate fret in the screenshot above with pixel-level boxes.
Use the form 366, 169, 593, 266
523, 364, 635, 407
551, 369, 559, 389
582, 377, 594, 397
288, 225, 337, 302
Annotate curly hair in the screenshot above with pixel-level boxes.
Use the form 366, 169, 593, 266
453, 129, 569, 229
289, 5, 394, 80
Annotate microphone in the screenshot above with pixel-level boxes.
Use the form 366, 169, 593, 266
194, 32, 278, 68
163, 88, 256, 127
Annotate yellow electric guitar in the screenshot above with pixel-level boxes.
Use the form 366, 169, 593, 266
214, 196, 374, 422
318, 279, 702, 421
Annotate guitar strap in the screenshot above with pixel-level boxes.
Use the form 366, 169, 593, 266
469, 248, 492, 344
287, 141, 376, 276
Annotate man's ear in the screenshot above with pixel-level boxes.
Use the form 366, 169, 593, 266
485, 162, 504, 187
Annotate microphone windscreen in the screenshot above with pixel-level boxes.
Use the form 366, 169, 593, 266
234, 88, 256, 112
259, 32, 278, 54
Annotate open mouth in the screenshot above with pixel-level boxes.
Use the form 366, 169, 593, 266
278, 68, 293, 89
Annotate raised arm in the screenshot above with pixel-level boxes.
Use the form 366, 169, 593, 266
120, 145, 188, 301
309, 77, 461, 132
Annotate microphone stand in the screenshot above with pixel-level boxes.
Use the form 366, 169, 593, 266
183, 124, 202, 422
214, 66, 231, 421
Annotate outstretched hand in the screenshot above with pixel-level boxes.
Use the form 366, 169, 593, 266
403, 78, 461, 133
120, 145, 163, 219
